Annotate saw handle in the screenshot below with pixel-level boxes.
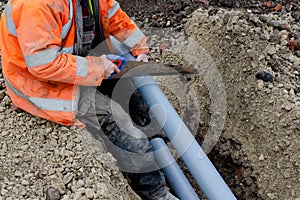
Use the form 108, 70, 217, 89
106, 54, 127, 79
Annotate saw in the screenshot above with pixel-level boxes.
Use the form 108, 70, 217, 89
106, 54, 198, 79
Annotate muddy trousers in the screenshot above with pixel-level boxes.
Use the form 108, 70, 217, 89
77, 87, 167, 200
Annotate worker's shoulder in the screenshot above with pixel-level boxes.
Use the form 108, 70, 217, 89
15, 0, 65, 12
16, 0, 64, 8
106, 0, 117, 8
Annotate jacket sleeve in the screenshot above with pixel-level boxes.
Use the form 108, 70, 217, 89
107, 0, 149, 56
14, 1, 105, 86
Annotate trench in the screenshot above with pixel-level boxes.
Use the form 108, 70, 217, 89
104, 73, 260, 199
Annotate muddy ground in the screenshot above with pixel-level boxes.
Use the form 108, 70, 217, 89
1, 0, 300, 199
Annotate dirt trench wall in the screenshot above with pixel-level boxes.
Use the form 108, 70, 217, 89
180, 8, 300, 199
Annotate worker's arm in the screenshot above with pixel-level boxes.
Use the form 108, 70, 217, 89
108, 0, 149, 56
14, 1, 109, 86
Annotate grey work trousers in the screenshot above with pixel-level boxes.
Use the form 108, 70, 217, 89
77, 86, 167, 199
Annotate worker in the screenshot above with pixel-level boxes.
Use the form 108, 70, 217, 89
0, 0, 178, 199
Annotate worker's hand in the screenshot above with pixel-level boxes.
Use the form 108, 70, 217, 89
102, 55, 121, 79
136, 54, 148, 62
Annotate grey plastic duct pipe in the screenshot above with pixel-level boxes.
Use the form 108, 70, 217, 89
131, 74, 236, 200
110, 37, 236, 200
151, 137, 200, 200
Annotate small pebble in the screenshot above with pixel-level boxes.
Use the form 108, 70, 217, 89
256, 70, 274, 82
47, 188, 61, 200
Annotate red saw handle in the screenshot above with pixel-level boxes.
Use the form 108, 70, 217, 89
106, 54, 127, 79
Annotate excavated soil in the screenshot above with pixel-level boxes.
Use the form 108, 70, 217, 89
1, 0, 300, 200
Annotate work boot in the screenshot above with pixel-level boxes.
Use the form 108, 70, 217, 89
157, 192, 179, 200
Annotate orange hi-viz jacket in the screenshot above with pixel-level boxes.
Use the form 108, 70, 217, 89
0, 0, 149, 126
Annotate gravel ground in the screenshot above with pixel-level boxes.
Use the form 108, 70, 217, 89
1, 0, 300, 199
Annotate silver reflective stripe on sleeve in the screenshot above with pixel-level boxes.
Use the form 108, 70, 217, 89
61, 0, 73, 39
24, 48, 59, 67
123, 29, 145, 48
75, 56, 88, 77
5, 1, 17, 36
5, 78, 75, 112
60, 46, 74, 54
30, 98, 73, 111
108, 1, 120, 19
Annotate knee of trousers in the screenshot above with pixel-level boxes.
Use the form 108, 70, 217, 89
110, 127, 152, 153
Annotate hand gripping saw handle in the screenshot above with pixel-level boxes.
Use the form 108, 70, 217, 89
106, 54, 127, 79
